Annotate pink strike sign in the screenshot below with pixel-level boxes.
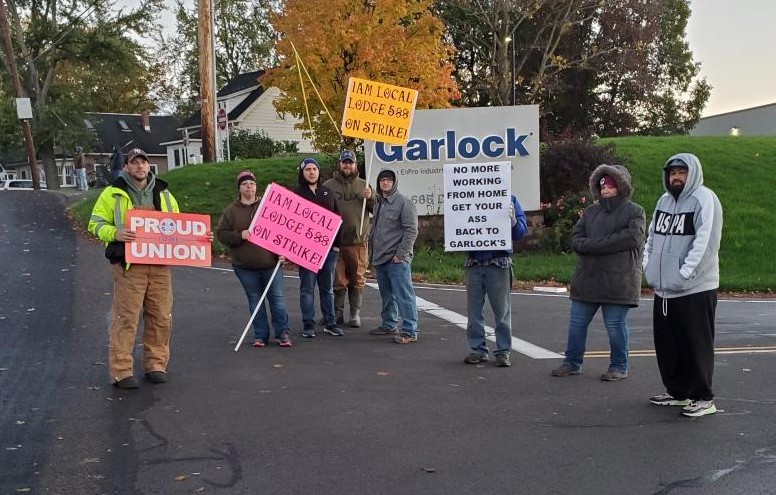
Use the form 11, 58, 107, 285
247, 183, 342, 272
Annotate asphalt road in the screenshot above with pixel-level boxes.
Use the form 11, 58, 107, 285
2, 190, 776, 495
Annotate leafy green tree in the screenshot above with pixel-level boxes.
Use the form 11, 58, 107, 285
436, 0, 709, 137
263, 0, 460, 152
156, 0, 277, 118
0, 0, 165, 188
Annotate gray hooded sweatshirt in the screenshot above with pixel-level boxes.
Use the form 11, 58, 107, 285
642, 153, 723, 298
369, 170, 418, 265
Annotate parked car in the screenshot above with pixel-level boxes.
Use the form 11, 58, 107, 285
0, 179, 48, 190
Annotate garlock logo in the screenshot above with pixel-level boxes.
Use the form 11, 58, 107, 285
375, 129, 531, 163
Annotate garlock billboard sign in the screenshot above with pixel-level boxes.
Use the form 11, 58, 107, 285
364, 106, 540, 216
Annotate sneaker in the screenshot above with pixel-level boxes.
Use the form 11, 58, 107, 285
551, 364, 581, 377
251, 339, 266, 348
649, 392, 691, 406
324, 324, 345, 337
464, 353, 488, 364
600, 369, 628, 381
301, 325, 316, 339
113, 376, 139, 389
369, 326, 399, 336
393, 333, 417, 344
348, 315, 361, 328
682, 400, 717, 417
278, 332, 293, 348
145, 371, 168, 384
495, 354, 511, 367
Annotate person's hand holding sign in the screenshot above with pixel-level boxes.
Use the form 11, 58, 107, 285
115, 229, 136, 242
362, 187, 372, 200
508, 203, 517, 227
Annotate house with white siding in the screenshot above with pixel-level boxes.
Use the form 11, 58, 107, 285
171, 70, 315, 166
691, 102, 776, 136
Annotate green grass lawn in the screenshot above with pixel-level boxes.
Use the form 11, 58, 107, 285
71, 136, 776, 292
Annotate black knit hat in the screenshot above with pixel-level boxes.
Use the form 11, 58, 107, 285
237, 170, 256, 187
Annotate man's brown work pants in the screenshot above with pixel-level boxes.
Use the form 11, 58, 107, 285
109, 264, 173, 382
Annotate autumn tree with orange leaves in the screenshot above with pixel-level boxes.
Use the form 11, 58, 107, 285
262, 0, 460, 152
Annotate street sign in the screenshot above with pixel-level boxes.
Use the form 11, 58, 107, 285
217, 108, 227, 130
15, 98, 33, 120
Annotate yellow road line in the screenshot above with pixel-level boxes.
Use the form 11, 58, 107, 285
581, 345, 776, 358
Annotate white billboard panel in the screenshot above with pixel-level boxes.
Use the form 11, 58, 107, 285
364, 106, 540, 216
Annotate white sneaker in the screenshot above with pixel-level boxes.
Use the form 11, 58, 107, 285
649, 392, 691, 406
682, 400, 717, 417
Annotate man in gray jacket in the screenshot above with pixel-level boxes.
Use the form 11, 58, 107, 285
368, 169, 419, 344
643, 153, 723, 418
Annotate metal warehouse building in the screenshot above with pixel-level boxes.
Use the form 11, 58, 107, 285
691, 102, 776, 136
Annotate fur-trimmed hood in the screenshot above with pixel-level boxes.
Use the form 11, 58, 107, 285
588, 164, 633, 201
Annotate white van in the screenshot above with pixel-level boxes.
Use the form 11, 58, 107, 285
0, 179, 47, 190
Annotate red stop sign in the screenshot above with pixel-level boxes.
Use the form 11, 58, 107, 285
217, 108, 227, 130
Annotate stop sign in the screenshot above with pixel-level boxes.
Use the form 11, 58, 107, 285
217, 108, 227, 130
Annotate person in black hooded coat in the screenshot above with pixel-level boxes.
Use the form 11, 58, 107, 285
551, 164, 645, 381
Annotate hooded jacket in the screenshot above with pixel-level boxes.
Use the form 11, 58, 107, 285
88, 173, 179, 265
642, 153, 723, 298
569, 164, 645, 307
293, 166, 342, 249
323, 170, 374, 245
369, 170, 418, 265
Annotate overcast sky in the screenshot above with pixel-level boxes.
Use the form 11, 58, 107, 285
687, 0, 776, 116
152, 0, 775, 118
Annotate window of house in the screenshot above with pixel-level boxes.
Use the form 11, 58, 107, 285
174, 149, 181, 167
118, 120, 131, 132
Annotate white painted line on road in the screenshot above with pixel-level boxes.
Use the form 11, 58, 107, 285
366, 282, 563, 360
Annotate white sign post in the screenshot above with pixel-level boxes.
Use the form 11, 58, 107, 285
443, 161, 512, 251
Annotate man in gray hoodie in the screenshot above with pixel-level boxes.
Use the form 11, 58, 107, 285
368, 169, 419, 344
643, 153, 723, 418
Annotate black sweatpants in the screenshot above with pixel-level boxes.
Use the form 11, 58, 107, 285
653, 290, 717, 401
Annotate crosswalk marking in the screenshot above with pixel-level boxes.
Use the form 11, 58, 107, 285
366, 282, 563, 359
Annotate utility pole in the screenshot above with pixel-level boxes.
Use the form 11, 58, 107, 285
198, 0, 215, 162
0, 1, 41, 189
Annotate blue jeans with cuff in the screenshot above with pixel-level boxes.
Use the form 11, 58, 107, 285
563, 300, 630, 373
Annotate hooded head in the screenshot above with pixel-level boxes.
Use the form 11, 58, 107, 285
297, 157, 320, 186
588, 164, 633, 201
376, 169, 397, 197
662, 153, 703, 200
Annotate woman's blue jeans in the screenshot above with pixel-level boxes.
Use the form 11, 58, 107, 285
563, 300, 630, 373
298, 249, 338, 327
374, 260, 418, 336
233, 265, 289, 342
